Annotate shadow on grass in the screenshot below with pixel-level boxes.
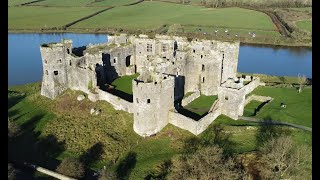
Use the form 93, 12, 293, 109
78, 142, 105, 179
116, 151, 137, 180
144, 160, 172, 180
255, 116, 291, 147
80, 142, 104, 167
183, 137, 200, 154
200, 124, 236, 156
8, 113, 66, 171
8, 91, 26, 109
8, 109, 21, 119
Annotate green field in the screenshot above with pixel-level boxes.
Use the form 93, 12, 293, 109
296, 20, 312, 32
8, 0, 34, 6
243, 100, 265, 117
8, 6, 104, 30
184, 94, 217, 116
247, 86, 312, 127
111, 73, 139, 95
8, 82, 311, 178
71, 2, 277, 31
31, 0, 138, 7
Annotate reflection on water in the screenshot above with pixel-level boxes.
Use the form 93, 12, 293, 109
238, 44, 312, 78
8, 33, 107, 85
8, 33, 312, 85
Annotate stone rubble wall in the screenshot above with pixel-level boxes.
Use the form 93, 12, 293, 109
87, 89, 134, 113
244, 95, 273, 106
169, 111, 199, 134
169, 105, 221, 135
181, 90, 200, 106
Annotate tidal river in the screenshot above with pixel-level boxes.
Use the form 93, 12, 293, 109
8, 33, 312, 86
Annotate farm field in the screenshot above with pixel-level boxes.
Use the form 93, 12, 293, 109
71, 2, 277, 32
31, 0, 139, 7
8, 6, 104, 30
296, 20, 312, 32
8, 0, 35, 6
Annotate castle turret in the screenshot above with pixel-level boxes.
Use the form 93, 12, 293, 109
40, 40, 73, 99
132, 73, 174, 136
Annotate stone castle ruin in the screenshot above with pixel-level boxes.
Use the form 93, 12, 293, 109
40, 34, 263, 137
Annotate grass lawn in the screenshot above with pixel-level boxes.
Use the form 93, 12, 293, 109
8, 6, 104, 30
184, 94, 217, 116
243, 100, 266, 117
8, 82, 189, 178
8, 82, 311, 178
111, 73, 139, 95
31, 0, 138, 7
296, 20, 312, 32
71, 2, 277, 31
89, 0, 140, 7
200, 114, 312, 153
8, 0, 35, 6
248, 86, 312, 127
31, 0, 93, 6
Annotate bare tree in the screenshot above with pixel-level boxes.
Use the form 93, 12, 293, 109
167, 146, 244, 179
8, 163, 17, 180
258, 136, 312, 179
297, 73, 307, 93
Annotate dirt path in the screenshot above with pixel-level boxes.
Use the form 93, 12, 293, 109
239, 116, 312, 132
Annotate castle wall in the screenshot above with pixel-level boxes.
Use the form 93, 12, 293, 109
132, 75, 174, 136
40, 44, 69, 99
102, 45, 135, 78
183, 51, 222, 95
181, 90, 200, 106
219, 42, 239, 83
168, 107, 221, 135
134, 38, 156, 73
217, 77, 260, 119
218, 87, 245, 119
95, 89, 134, 113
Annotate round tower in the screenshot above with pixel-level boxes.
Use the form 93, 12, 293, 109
132, 73, 174, 136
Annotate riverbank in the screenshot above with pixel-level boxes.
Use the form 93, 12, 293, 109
8, 28, 312, 48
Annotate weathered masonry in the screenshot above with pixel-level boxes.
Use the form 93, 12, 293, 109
40, 34, 263, 137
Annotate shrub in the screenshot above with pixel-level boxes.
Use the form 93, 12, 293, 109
56, 157, 85, 179
167, 146, 244, 179
8, 163, 17, 180
8, 118, 20, 140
